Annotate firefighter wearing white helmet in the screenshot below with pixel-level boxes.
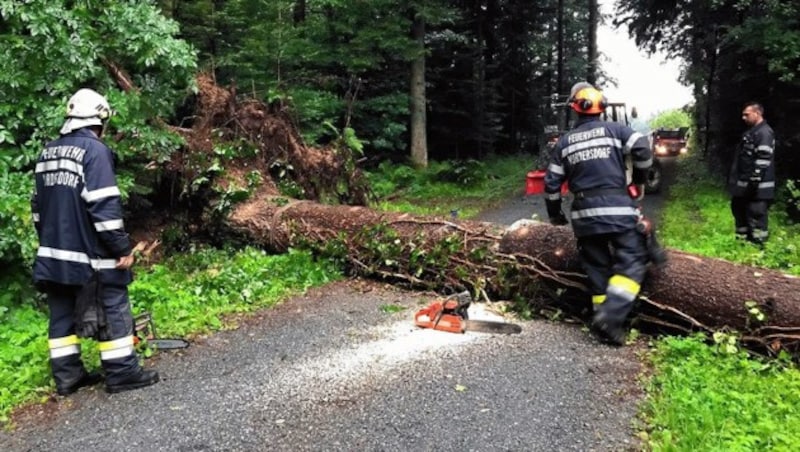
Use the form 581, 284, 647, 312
32, 88, 159, 395
60, 88, 113, 135
543, 82, 658, 346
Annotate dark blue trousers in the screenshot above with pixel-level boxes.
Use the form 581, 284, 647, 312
46, 282, 141, 388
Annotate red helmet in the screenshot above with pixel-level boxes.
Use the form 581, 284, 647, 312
570, 86, 607, 115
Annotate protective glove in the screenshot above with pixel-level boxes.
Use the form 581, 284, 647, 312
745, 172, 762, 195
73, 274, 109, 339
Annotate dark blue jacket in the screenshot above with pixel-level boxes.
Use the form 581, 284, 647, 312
544, 117, 653, 237
727, 121, 776, 200
31, 128, 132, 286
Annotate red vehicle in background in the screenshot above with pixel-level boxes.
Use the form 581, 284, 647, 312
652, 127, 689, 157
527, 99, 640, 196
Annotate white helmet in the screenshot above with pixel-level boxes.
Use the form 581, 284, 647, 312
60, 88, 113, 135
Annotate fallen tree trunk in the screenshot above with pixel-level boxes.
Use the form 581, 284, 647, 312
500, 222, 800, 352
227, 193, 800, 354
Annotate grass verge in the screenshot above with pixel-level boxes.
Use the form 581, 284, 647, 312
642, 335, 800, 451
0, 247, 341, 425
644, 153, 800, 449
659, 154, 800, 275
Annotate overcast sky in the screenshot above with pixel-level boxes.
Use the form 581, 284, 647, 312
596, 1, 694, 120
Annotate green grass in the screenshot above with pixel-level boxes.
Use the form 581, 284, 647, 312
366, 154, 534, 217
0, 247, 341, 425
659, 154, 800, 275
644, 154, 800, 450
643, 335, 800, 451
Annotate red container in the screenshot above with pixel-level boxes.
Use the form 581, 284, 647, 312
526, 170, 568, 195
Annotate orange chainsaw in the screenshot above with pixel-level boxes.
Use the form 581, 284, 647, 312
414, 292, 522, 334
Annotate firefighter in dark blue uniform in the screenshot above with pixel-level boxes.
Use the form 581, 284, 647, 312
31, 88, 159, 395
543, 83, 653, 345
728, 102, 775, 245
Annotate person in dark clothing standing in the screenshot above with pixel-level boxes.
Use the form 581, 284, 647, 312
543, 82, 654, 345
728, 102, 776, 245
31, 88, 159, 395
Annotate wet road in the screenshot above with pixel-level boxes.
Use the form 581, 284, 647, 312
475, 156, 679, 227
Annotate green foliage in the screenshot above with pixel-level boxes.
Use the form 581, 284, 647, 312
194, 0, 426, 155
648, 150, 800, 450
287, 88, 347, 145
659, 154, 800, 275
168, 0, 595, 159
728, 0, 800, 83
0, 171, 37, 266
785, 179, 800, 222
0, 304, 51, 424
350, 92, 409, 152
0, 247, 342, 423
617, 0, 800, 184
0, 1, 196, 160
643, 334, 800, 451
366, 154, 532, 217
649, 109, 692, 130
129, 247, 342, 337
0, 0, 198, 310
379, 304, 405, 314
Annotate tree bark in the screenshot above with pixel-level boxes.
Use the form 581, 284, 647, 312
556, 0, 564, 95
293, 0, 306, 24
226, 195, 800, 353
410, 14, 428, 168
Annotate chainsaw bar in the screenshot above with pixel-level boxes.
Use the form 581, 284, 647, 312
147, 339, 190, 350
463, 320, 522, 335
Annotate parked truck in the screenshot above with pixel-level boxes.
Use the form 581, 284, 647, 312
652, 127, 690, 157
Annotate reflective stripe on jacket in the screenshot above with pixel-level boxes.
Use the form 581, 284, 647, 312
728, 121, 776, 200
32, 128, 132, 286
544, 117, 652, 237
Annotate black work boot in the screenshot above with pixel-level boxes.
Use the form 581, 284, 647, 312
591, 312, 627, 346
56, 370, 104, 396
106, 369, 160, 394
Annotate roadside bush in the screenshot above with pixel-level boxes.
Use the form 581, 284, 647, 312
0, 170, 36, 272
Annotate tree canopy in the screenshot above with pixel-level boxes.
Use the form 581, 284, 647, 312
0, 0, 196, 286
615, 0, 800, 180
4, 0, 798, 309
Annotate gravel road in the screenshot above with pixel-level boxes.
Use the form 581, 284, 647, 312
0, 161, 679, 451
0, 282, 642, 452
475, 156, 678, 227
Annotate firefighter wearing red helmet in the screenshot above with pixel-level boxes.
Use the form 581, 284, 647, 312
32, 88, 159, 395
543, 82, 655, 345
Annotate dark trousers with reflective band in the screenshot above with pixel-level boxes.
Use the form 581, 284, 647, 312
46, 283, 141, 388
731, 197, 769, 243
577, 229, 648, 326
